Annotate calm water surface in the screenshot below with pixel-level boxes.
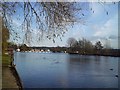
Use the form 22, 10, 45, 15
14, 52, 118, 88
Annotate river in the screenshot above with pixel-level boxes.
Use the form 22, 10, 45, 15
14, 52, 118, 88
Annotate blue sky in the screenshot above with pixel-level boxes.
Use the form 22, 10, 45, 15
9, 2, 119, 48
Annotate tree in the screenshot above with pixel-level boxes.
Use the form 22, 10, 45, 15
94, 41, 103, 50
74, 38, 93, 54
1, 1, 115, 45
67, 37, 77, 47
67, 38, 95, 54
1, 20, 10, 54
19, 44, 29, 51
82, 38, 93, 53
1, 2, 83, 44
7, 42, 17, 50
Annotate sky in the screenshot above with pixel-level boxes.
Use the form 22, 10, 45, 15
9, 2, 119, 49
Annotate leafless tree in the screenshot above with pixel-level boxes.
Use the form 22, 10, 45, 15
67, 37, 77, 47
1, 2, 84, 44
1, 1, 115, 45
95, 41, 103, 50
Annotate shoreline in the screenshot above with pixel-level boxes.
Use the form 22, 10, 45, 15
68, 53, 120, 57
2, 66, 23, 89
10, 65, 23, 89
11, 53, 23, 89
17, 51, 120, 57
2, 54, 23, 89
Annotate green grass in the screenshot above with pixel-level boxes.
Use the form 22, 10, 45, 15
1, 55, 11, 66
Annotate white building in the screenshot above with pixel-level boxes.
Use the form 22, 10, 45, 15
16, 48, 20, 52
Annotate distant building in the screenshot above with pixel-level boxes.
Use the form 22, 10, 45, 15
16, 48, 20, 52
41, 49, 44, 52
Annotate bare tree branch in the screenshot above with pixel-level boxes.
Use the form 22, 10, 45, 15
1, 1, 113, 45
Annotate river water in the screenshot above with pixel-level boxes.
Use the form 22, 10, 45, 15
14, 52, 118, 88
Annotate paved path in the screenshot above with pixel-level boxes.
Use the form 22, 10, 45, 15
2, 66, 19, 89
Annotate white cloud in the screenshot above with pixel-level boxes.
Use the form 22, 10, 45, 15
94, 31, 103, 37
93, 14, 118, 37
92, 14, 118, 48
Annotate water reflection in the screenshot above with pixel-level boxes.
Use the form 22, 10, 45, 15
67, 55, 118, 88
14, 52, 118, 88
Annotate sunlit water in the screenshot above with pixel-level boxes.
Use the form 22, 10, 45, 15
14, 52, 118, 88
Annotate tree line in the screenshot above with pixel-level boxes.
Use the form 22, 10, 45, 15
5, 37, 120, 57
67, 37, 120, 57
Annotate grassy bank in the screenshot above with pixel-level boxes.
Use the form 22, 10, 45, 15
2, 55, 11, 66
2, 54, 22, 89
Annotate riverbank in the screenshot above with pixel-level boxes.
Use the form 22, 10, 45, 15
68, 53, 120, 57
2, 66, 19, 89
2, 55, 22, 89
